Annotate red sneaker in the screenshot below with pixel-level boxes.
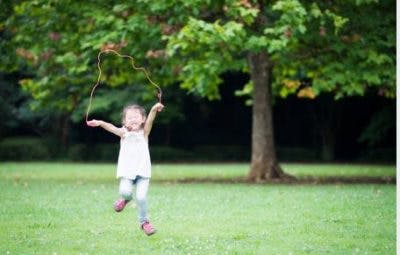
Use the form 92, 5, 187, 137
113, 199, 129, 212
141, 221, 156, 236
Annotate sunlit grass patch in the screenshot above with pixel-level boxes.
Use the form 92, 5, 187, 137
0, 162, 396, 254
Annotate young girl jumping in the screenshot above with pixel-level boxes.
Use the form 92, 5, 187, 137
87, 102, 164, 236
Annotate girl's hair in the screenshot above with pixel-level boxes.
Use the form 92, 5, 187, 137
121, 104, 147, 126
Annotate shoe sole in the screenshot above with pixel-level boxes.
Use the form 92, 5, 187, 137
145, 230, 156, 236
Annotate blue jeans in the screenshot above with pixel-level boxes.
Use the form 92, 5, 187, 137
119, 176, 150, 224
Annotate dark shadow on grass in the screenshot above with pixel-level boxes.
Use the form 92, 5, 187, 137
155, 176, 396, 185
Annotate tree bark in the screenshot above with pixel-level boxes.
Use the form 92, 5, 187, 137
320, 122, 335, 161
57, 113, 70, 151
247, 52, 290, 182
314, 95, 339, 161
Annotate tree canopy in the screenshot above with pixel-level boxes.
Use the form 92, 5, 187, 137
0, 0, 395, 179
2, 0, 395, 116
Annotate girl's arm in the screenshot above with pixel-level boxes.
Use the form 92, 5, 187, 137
144, 103, 164, 138
87, 120, 124, 137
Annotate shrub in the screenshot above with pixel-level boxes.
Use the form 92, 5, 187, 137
150, 146, 194, 161
0, 136, 50, 161
67, 143, 119, 162
94, 144, 119, 161
65, 144, 319, 163
67, 144, 88, 161
151, 145, 250, 162
192, 145, 250, 161
277, 147, 318, 162
357, 148, 396, 163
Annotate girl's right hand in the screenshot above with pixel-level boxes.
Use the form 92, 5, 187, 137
86, 119, 101, 127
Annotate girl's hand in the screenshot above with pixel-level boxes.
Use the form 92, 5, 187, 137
153, 102, 164, 112
86, 119, 102, 127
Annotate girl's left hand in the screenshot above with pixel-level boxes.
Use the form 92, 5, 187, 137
154, 103, 164, 112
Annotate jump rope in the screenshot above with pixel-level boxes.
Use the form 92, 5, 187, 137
85, 49, 163, 125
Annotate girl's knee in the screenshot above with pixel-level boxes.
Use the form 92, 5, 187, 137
136, 196, 147, 205
120, 189, 133, 201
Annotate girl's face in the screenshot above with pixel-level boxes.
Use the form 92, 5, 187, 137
124, 109, 145, 131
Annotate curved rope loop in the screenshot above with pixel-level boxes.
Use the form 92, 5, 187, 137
85, 49, 162, 123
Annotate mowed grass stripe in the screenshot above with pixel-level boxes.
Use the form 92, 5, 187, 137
0, 162, 396, 182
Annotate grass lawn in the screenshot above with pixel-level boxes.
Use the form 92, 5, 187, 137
0, 162, 396, 182
0, 162, 396, 254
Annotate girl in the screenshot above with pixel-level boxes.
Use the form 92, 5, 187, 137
87, 102, 164, 236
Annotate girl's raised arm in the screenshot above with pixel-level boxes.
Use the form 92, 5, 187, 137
87, 120, 124, 137
144, 103, 164, 139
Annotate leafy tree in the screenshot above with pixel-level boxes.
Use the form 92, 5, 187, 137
2, 1, 183, 147
162, 0, 395, 180
272, 0, 396, 161
2, 0, 395, 181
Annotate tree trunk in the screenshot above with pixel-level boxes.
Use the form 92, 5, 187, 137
320, 121, 335, 161
314, 95, 338, 161
57, 113, 70, 151
164, 124, 171, 145
247, 52, 290, 182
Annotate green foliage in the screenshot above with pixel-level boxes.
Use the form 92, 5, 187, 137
224, 0, 259, 25
68, 143, 119, 162
263, 0, 308, 53
1, 0, 395, 154
3, 0, 395, 107
358, 147, 396, 163
234, 81, 253, 105
163, 0, 394, 102
167, 18, 247, 99
0, 137, 50, 160
0, 1, 18, 72
3, 0, 181, 123
150, 146, 195, 161
0, 74, 26, 134
66, 144, 250, 162
358, 105, 395, 147
272, 0, 395, 100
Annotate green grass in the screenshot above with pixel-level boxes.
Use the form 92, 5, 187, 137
0, 162, 396, 254
0, 162, 396, 181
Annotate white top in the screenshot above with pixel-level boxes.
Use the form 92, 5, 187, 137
116, 128, 151, 179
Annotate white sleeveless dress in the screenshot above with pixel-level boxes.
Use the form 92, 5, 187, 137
116, 128, 151, 179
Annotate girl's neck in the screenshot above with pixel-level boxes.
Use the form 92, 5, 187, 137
125, 126, 142, 132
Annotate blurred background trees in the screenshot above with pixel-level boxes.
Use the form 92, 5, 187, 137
0, 0, 395, 168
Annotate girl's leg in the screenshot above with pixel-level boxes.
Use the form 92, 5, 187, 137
135, 177, 150, 224
119, 178, 133, 201
114, 178, 133, 212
